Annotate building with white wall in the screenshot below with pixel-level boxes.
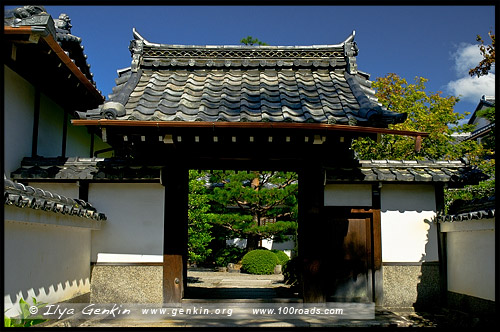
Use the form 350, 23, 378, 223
4, 5, 492, 316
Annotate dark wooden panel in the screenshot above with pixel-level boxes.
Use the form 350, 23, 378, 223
163, 254, 183, 303
371, 209, 383, 305
329, 216, 371, 302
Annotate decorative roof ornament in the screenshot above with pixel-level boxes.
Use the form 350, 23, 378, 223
54, 13, 72, 34
4, 5, 55, 37
129, 29, 146, 72
343, 30, 358, 74
12, 5, 47, 19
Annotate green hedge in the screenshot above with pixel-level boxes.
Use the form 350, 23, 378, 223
271, 250, 290, 265
241, 249, 278, 275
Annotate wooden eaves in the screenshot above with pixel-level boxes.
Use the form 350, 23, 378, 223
72, 119, 429, 151
4, 25, 103, 103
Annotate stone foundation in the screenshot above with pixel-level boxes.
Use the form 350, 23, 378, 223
90, 265, 163, 303
382, 263, 440, 310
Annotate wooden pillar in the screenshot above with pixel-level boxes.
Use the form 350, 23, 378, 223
371, 185, 383, 306
298, 164, 327, 303
435, 183, 448, 306
31, 88, 40, 157
162, 164, 188, 303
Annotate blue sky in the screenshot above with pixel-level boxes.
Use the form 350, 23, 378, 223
7, 5, 496, 122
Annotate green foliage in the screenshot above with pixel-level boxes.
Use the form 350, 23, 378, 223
350, 73, 494, 211
444, 180, 496, 213
477, 106, 496, 123
4, 297, 48, 327
214, 245, 246, 267
241, 249, 279, 275
469, 31, 495, 78
188, 170, 213, 264
445, 105, 496, 212
240, 36, 268, 46
208, 170, 298, 251
271, 250, 290, 265
351, 73, 481, 161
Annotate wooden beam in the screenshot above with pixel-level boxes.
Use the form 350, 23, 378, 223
415, 135, 422, 152
71, 119, 429, 138
41, 33, 103, 102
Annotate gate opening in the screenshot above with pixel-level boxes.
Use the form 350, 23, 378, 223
184, 169, 300, 301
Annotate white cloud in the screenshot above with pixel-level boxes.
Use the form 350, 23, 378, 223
451, 43, 483, 75
447, 74, 495, 103
446, 43, 495, 103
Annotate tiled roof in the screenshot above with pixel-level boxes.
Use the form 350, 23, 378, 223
468, 95, 495, 125
437, 196, 495, 222
11, 157, 485, 187
326, 160, 487, 186
77, 29, 407, 128
11, 157, 161, 181
4, 175, 106, 221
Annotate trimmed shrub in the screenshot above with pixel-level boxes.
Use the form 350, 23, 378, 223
271, 250, 290, 266
241, 249, 279, 275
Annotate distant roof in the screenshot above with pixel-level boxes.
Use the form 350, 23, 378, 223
4, 175, 106, 221
76, 29, 407, 128
11, 157, 486, 187
468, 95, 495, 125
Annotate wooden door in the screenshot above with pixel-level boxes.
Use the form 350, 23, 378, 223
324, 208, 379, 303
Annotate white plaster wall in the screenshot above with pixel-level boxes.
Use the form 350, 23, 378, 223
27, 182, 79, 199
445, 219, 495, 301
89, 183, 165, 262
324, 184, 372, 206
37, 94, 64, 157
4, 219, 91, 317
381, 184, 438, 262
4, 65, 35, 176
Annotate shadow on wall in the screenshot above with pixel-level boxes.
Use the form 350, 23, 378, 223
413, 218, 442, 311
4, 278, 90, 316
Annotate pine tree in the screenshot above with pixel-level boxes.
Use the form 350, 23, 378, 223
208, 170, 298, 251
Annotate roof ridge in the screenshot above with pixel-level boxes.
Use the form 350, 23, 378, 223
132, 27, 355, 49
